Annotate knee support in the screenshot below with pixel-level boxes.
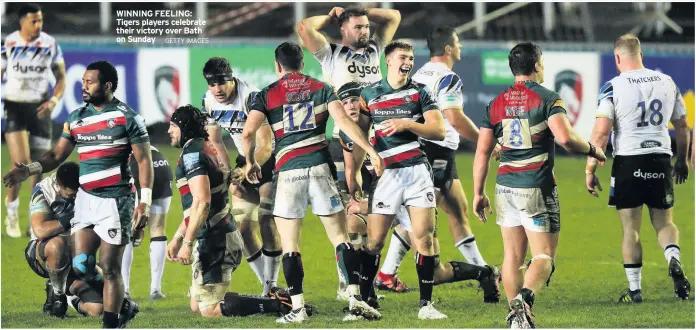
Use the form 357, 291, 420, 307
259, 198, 273, 218
231, 199, 258, 223
72, 253, 102, 282
526, 254, 555, 286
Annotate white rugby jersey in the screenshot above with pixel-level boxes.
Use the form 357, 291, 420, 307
596, 68, 686, 156
412, 61, 464, 150
311, 38, 384, 90
28, 173, 64, 240
1, 31, 64, 103
201, 78, 274, 157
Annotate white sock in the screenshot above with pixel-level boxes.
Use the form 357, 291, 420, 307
49, 264, 71, 295
379, 231, 410, 275
247, 249, 265, 286
290, 293, 305, 310
121, 242, 134, 293
624, 264, 642, 291
664, 244, 681, 264
336, 261, 347, 291
262, 249, 281, 295
5, 197, 18, 216
149, 238, 166, 293
456, 236, 487, 266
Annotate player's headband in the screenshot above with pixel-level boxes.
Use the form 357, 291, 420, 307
204, 73, 234, 84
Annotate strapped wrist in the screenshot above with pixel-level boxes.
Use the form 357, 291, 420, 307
140, 188, 153, 206
27, 162, 43, 176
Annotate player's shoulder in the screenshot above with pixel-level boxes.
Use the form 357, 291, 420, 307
150, 145, 163, 156
3, 31, 20, 43
237, 77, 260, 94
408, 79, 430, 93
37, 31, 58, 44
182, 137, 205, 154
65, 104, 91, 122
528, 83, 561, 102
111, 99, 137, 115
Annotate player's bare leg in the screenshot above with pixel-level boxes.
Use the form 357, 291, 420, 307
648, 207, 690, 300
407, 206, 446, 319
362, 214, 394, 303
617, 207, 645, 303
99, 241, 127, 328
71, 229, 107, 324
319, 211, 381, 321
68, 280, 104, 317
258, 183, 282, 296
437, 179, 487, 266
4, 130, 30, 237
500, 226, 528, 302
41, 235, 71, 317
230, 185, 265, 291
148, 211, 167, 300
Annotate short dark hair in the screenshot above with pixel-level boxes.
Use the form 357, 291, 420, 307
385, 41, 413, 57
18, 4, 41, 20
171, 104, 209, 143
427, 26, 456, 57
56, 162, 80, 191
508, 42, 542, 76
203, 57, 233, 77
86, 61, 119, 92
338, 7, 368, 26
275, 42, 303, 71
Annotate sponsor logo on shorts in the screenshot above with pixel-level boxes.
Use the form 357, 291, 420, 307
330, 195, 341, 208
664, 194, 674, 204
640, 140, 662, 148
494, 187, 532, 199
194, 269, 199, 279
108, 228, 118, 239
376, 202, 389, 209
633, 169, 666, 180
426, 192, 434, 202
532, 216, 547, 227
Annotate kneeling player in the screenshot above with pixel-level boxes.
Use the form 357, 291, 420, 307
26, 162, 138, 326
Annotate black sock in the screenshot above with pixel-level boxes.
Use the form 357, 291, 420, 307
102, 311, 119, 328
360, 250, 381, 301
220, 292, 280, 316
520, 288, 535, 308
416, 253, 437, 306
282, 252, 304, 296
447, 261, 492, 283
336, 242, 361, 285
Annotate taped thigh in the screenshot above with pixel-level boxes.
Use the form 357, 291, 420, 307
526, 254, 555, 286
231, 199, 258, 222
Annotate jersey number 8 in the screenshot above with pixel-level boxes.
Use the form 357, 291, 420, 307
502, 118, 532, 149
637, 99, 663, 127
283, 102, 316, 132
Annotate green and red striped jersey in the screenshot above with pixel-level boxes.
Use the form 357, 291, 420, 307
359, 78, 438, 169
61, 98, 149, 198
248, 72, 338, 172
482, 81, 567, 189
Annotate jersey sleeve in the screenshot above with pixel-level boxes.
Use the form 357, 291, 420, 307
29, 186, 50, 216
323, 84, 339, 104
248, 89, 268, 116
481, 102, 492, 129
419, 88, 439, 113
359, 92, 371, 119
370, 37, 384, 54
338, 131, 354, 152
671, 80, 687, 121
182, 148, 209, 180
547, 95, 568, 119
1, 40, 7, 72
311, 42, 335, 68
435, 73, 464, 110
126, 112, 150, 144
52, 43, 64, 65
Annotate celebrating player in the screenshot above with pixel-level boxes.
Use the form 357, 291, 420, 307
2, 4, 66, 237
356, 41, 450, 320
121, 146, 173, 300
472, 43, 606, 329
585, 34, 691, 303
201, 57, 282, 296
242, 41, 384, 323
4, 60, 153, 329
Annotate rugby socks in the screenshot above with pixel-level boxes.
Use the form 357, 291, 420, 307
379, 230, 410, 276
48, 263, 71, 295
102, 311, 119, 328
519, 288, 536, 308
5, 197, 18, 214
220, 292, 280, 317
415, 253, 437, 306
282, 252, 305, 309
624, 263, 642, 291
261, 248, 282, 296
149, 236, 167, 294
121, 242, 134, 294
455, 235, 488, 266
360, 251, 381, 301
446, 261, 492, 283
247, 249, 265, 286
664, 244, 681, 264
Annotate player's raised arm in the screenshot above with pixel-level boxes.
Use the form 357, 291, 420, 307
296, 12, 333, 54
3, 132, 74, 188
366, 7, 401, 46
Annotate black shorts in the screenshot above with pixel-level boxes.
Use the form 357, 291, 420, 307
3, 100, 52, 150
25, 239, 50, 278
609, 154, 674, 210
235, 154, 275, 188
423, 141, 459, 191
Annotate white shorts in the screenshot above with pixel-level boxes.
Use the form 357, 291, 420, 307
72, 188, 135, 245
392, 206, 413, 233
151, 197, 172, 215
494, 184, 561, 233
369, 163, 436, 215
272, 163, 344, 219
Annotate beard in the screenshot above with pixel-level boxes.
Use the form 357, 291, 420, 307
351, 37, 369, 49
83, 89, 107, 105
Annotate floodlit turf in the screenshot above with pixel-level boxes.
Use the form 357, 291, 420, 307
1, 144, 693, 328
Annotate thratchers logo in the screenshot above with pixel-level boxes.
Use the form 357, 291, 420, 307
347, 62, 379, 78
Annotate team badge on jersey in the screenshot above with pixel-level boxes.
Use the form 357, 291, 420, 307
107, 119, 116, 128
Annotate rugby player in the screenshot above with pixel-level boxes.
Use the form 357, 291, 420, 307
200, 57, 281, 296
242, 42, 383, 323
26, 162, 138, 326
121, 146, 173, 300
297, 5, 411, 297
4, 60, 153, 329
165, 104, 315, 319
356, 41, 450, 320
472, 42, 606, 328
2, 4, 66, 237
586, 34, 691, 303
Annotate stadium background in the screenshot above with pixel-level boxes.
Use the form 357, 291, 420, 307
0, 2, 694, 328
